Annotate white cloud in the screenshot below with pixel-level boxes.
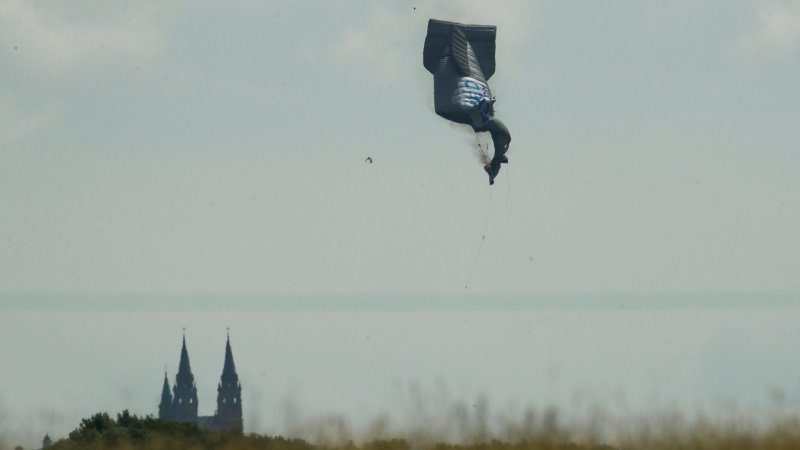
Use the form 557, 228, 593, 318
327, 5, 420, 83
737, 0, 800, 54
0, 1, 160, 73
327, 1, 539, 83
421, 0, 539, 48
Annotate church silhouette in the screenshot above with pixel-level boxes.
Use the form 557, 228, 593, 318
158, 333, 243, 433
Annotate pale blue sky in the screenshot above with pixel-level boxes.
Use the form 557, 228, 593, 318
1, 1, 800, 447
1, 0, 798, 294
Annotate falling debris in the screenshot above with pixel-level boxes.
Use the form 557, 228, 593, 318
423, 19, 511, 185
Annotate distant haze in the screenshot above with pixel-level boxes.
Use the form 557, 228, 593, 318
2, 293, 800, 447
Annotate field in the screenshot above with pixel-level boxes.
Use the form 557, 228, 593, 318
6, 410, 800, 450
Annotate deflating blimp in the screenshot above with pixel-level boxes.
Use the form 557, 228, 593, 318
423, 19, 511, 185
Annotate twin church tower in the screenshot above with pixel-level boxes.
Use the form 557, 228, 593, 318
158, 332, 243, 433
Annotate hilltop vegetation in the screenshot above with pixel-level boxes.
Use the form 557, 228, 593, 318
37, 410, 800, 450
49, 411, 312, 450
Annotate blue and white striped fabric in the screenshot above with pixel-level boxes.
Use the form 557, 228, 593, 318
451, 77, 494, 124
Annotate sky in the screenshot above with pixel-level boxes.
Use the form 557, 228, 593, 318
1, 0, 798, 294
1, 0, 800, 447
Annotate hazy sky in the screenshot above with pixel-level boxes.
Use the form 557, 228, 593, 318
1, 295, 800, 447
1, 2, 800, 446
1, 0, 798, 294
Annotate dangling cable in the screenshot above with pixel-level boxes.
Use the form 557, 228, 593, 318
465, 187, 494, 289
474, 133, 490, 165
505, 162, 513, 214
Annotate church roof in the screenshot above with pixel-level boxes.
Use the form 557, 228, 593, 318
220, 334, 239, 383
175, 334, 196, 386
160, 370, 172, 404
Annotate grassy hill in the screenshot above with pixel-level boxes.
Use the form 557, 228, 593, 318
40, 410, 800, 450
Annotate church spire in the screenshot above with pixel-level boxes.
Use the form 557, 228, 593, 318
221, 329, 238, 380
177, 333, 192, 377
171, 332, 198, 423
158, 370, 172, 420
215, 330, 243, 433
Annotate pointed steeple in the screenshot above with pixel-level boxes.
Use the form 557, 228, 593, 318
177, 334, 192, 378
158, 370, 173, 420
221, 330, 238, 381
215, 330, 243, 433
171, 332, 198, 423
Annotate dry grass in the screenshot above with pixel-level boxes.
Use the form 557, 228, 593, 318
4, 409, 795, 450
